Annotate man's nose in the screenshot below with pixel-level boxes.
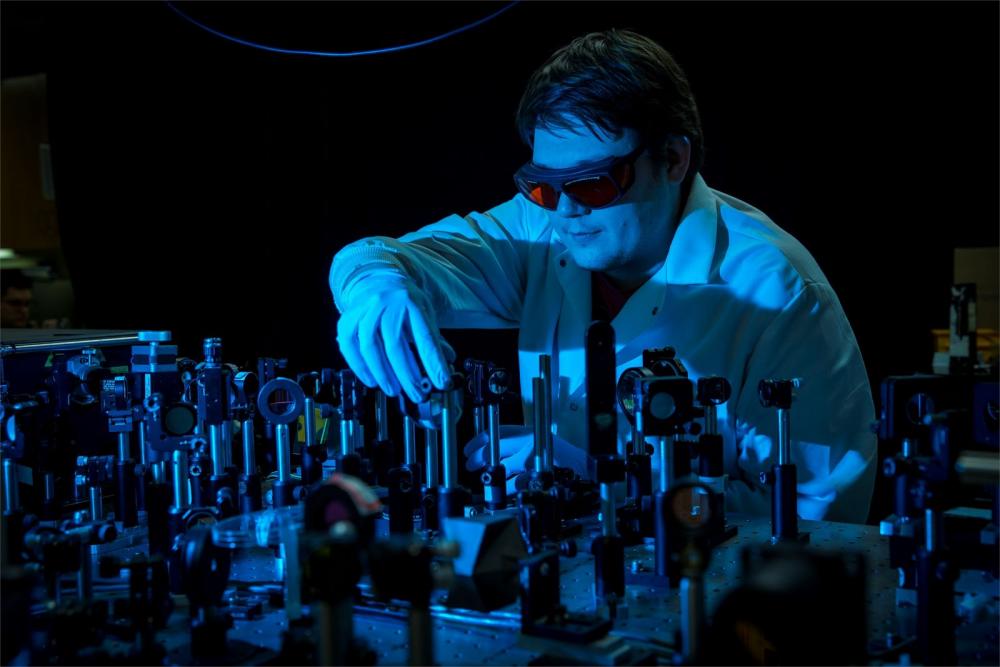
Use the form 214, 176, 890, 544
555, 192, 590, 217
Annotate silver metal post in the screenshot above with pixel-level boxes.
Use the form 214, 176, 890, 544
635, 408, 646, 458
902, 438, 915, 458
376, 391, 389, 442
2, 458, 20, 513
409, 607, 434, 666
925, 508, 937, 552
473, 406, 485, 437
403, 416, 417, 466
778, 408, 791, 465
539, 355, 553, 471
304, 398, 316, 448
209, 424, 226, 475
137, 422, 148, 465
171, 449, 190, 509
77, 541, 92, 601
705, 404, 718, 436
312, 601, 335, 667
221, 421, 233, 468
600, 482, 617, 537
425, 430, 439, 488
532, 378, 545, 473
241, 419, 256, 476
44, 472, 56, 506
340, 419, 352, 457
89, 486, 104, 521
658, 436, 672, 493
354, 422, 365, 455
276, 424, 292, 482
117, 432, 130, 461
680, 575, 704, 661
314, 598, 353, 666
151, 461, 166, 484
441, 391, 458, 489
488, 404, 501, 468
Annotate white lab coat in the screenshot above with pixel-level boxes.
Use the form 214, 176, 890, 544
330, 174, 877, 523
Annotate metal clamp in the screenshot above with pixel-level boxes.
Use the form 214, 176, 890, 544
256, 378, 306, 425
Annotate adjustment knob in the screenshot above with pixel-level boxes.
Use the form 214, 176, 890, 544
697, 376, 732, 405
758, 378, 800, 409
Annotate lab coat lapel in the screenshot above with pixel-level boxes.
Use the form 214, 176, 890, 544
665, 174, 719, 286
612, 175, 719, 350
610, 265, 668, 345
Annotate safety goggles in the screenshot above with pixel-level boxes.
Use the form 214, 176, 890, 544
513, 144, 644, 210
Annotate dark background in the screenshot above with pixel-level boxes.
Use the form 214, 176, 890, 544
3, 1, 998, 519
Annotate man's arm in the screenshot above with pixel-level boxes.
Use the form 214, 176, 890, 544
726, 281, 878, 523
329, 196, 543, 400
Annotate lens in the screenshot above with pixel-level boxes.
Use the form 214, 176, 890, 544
616, 367, 652, 418
564, 175, 620, 208
522, 180, 559, 209
164, 403, 197, 436
611, 161, 635, 191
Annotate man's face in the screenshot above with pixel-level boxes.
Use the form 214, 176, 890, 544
532, 121, 686, 289
1, 287, 32, 328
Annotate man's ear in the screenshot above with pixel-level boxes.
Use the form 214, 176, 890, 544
664, 134, 692, 184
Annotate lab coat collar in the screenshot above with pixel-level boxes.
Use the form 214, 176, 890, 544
665, 173, 719, 286
553, 243, 592, 329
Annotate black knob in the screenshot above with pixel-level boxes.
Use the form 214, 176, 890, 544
758, 379, 797, 409
697, 376, 732, 405
559, 540, 578, 558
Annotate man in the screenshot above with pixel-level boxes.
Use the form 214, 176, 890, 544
1, 269, 33, 328
330, 30, 875, 523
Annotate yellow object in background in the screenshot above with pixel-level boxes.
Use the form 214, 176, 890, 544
954, 247, 998, 331
297, 406, 330, 444
932, 328, 999, 365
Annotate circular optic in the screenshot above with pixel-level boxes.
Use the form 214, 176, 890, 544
649, 392, 677, 420
670, 485, 712, 530
164, 404, 197, 436
234, 372, 259, 400
267, 390, 294, 417
905, 393, 935, 425
257, 378, 306, 424
616, 367, 650, 417
985, 400, 999, 427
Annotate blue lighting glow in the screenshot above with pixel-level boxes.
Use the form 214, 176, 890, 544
165, 1, 520, 58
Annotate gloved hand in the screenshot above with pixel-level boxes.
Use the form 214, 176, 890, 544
463, 425, 590, 494
336, 276, 455, 403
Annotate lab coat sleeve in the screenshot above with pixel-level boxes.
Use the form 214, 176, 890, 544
726, 281, 877, 523
329, 197, 541, 328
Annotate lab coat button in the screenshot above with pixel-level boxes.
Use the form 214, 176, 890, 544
559, 259, 567, 267
569, 402, 579, 411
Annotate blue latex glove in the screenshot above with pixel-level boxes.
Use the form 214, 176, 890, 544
336, 278, 455, 403
463, 425, 590, 494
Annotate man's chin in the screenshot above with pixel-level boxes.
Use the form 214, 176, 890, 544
567, 250, 610, 272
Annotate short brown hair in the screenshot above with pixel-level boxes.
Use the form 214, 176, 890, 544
516, 29, 703, 184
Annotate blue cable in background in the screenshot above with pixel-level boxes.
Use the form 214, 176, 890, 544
165, 1, 519, 58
